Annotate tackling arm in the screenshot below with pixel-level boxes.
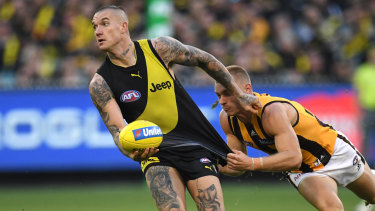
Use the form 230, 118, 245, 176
152, 36, 261, 114
226, 103, 302, 172
257, 103, 302, 171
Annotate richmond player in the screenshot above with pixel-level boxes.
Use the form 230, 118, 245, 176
89, 5, 261, 211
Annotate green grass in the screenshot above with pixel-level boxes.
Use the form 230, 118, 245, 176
0, 181, 363, 211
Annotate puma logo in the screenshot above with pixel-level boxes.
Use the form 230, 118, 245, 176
205, 166, 213, 171
205, 165, 217, 173
131, 71, 142, 79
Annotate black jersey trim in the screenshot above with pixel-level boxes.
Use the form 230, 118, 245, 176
305, 108, 335, 130
299, 162, 313, 172
261, 100, 299, 128
245, 123, 277, 154
256, 115, 272, 139
231, 116, 244, 142
228, 115, 234, 133
297, 135, 331, 166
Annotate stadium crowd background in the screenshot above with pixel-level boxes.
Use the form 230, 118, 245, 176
0, 0, 373, 88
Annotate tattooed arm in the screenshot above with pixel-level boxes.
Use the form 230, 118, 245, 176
89, 73, 157, 161
151, 36, 261, 113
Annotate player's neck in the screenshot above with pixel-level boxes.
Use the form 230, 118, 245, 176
107, 39, 136, 68
236, 112, 253, 124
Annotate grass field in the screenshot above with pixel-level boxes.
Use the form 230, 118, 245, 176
0, 180, 364, 211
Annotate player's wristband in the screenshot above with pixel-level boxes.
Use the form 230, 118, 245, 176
250, 157, 264, 171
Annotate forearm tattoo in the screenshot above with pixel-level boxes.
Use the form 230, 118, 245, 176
239, 93, 257, 105
89, 75, 119, 138
146, 166, 180, 210
154, 37, 235, 92
197, 184, 221, 211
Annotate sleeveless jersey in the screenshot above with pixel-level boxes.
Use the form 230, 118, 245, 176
96, 39, 231, 165
228, 92, 338, 173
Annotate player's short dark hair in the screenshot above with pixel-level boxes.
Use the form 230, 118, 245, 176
94, 5, 128, 22
96, 5, 126, 13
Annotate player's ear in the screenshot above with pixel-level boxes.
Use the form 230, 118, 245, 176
244, 83, 252, 93
121, 21, 128, 33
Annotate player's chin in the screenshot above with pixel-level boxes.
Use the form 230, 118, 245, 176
98, 44, 109, 51
224, 109, 236, 116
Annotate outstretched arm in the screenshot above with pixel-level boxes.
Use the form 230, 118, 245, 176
226, 103, 302, 172
152, 36, 261, 113
89, 73, 157, 161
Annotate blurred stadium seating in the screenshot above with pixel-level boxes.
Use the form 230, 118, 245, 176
0, 0, 372, 88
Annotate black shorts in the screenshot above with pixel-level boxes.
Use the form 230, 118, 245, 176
140, 146, 219, 182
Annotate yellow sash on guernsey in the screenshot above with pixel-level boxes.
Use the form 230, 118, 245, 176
135, 40, 178, 134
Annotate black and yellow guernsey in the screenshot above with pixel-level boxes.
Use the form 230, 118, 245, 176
228, 92, 338, 173
97, 39, 231, 165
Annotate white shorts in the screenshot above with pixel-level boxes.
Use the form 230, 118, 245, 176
288, 132, 365, 187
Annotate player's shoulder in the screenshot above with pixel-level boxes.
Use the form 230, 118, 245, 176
88, 73, 112, 96
219, 109, 228, 118
219, 109, 230, 125
151, 36, 183, 50
90, 73, 104, 85
151, 36, 176, 43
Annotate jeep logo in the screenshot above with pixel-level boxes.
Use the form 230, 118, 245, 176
149, 81, 172, 92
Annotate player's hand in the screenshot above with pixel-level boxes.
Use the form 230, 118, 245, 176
238, 93, 262, 114
130, 147, 159, 162
218, 164, 245, 176
217, 164, 225, 173
227, 150, 253, 171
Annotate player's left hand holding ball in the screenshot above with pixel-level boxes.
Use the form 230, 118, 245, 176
119, 120, 163, 161
129, 147, 158, 162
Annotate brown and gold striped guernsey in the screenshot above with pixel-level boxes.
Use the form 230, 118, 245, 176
228, 92, 338, 173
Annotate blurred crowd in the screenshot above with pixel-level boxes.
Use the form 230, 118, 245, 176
0, 0, 374, 88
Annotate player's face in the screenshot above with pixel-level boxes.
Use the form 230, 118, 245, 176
197, 184, 220, 210
92, 10, 125, 51
214, 83, 242, 116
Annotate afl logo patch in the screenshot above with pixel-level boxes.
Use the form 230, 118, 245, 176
120, 90, 141, 103
200, 158, 211, 163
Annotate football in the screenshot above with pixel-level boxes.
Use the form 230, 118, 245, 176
119, 120, 163, 152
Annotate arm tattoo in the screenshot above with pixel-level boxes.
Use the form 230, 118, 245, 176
89, 75, 119, 137
146, 166, 181, 210
110, 127, 121, 145
154, 36, 236, 93
90, 75, 112, 109
239, 94, 257, 106
197, 184, 221, 211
